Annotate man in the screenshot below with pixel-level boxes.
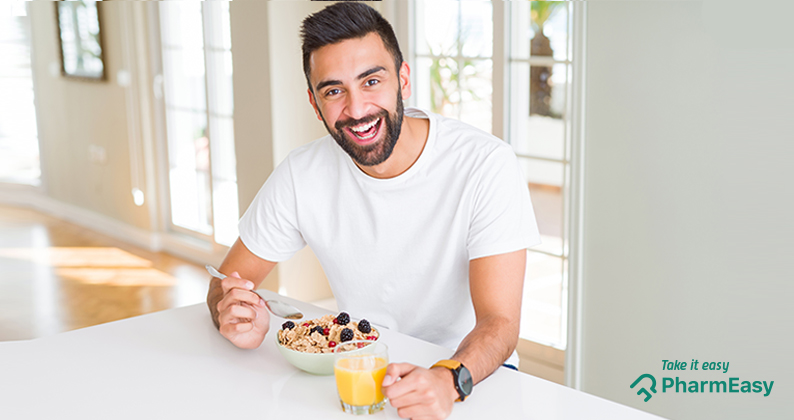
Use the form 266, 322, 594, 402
207, 3, 540, 419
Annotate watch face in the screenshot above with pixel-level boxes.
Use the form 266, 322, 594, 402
458, 366, 473, 396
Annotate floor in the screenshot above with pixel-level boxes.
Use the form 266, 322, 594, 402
0, 205, 208, 341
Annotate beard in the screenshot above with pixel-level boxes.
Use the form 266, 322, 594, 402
321, 90, 404, 167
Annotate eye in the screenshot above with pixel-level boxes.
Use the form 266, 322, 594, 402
325, 88, 341, 97
365, 79, 379, 87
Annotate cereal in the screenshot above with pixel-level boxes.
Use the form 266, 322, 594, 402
277, 313, 380, 353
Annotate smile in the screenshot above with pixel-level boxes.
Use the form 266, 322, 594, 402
346, 118, 381, 143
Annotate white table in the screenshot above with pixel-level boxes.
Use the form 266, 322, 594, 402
0, 290, 664, 419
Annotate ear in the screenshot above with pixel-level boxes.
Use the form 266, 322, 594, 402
398, 61, 412, 101
307, 88, 323, 121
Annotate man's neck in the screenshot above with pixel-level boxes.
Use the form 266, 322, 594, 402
356, 115, 430, 179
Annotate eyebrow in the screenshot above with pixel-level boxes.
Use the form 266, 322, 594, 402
315, 66, 387, 92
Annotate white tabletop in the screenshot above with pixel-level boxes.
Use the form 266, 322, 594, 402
0, 290, 664, 419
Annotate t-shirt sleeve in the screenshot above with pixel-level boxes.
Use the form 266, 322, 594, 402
467, 145, 542, 260
238, 158, 306, 262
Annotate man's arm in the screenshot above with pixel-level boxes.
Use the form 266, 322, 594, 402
382, 249, 526, 419
208, 238, 278, 349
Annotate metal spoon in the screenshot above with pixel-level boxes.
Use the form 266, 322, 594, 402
205, 265, 303, 320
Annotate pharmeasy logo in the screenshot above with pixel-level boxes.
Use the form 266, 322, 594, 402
630, 359, 774, 402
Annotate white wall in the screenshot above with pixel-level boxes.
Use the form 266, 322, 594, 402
579, 1, 793, 418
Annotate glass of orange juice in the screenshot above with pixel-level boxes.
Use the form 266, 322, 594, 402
334, 340, 389, 415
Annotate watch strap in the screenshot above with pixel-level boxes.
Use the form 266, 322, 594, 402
432, 359, 467, 402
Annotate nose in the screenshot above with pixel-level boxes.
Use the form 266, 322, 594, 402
344, 88, 369, 120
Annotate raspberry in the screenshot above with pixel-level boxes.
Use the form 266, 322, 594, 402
282, 321, 295, 330
336, 312, 350, 326
340, 328, 354, 342
366, 335, 376, 340
328, 341, 337, 348
357, 319, 372, 334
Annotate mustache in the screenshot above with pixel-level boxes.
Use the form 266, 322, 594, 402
334, 110, 388, 131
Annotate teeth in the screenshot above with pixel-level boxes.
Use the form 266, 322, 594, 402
351, 118, 379, 133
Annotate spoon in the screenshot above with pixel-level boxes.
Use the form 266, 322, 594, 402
205, 265, 304, 320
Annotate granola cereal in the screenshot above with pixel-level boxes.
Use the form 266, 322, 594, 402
277, 313, 380, 353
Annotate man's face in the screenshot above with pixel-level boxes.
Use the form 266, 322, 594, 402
307, 32, 411, 167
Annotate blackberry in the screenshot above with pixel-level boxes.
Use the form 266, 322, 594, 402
311, 326, 325, 335
340, 328, 354, 342
357, 319, 372, 334
282, 321, 295, 330
336, 312, 350, 326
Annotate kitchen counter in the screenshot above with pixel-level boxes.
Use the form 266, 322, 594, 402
0, 289, 664, 419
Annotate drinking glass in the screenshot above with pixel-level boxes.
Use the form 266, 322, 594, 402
334, 340, 389, 415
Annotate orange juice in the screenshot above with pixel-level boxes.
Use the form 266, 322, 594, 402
334, 357, 388, 406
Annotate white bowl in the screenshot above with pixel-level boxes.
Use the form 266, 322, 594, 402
275, 335, 336, 375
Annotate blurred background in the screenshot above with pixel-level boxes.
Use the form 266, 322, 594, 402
0, 2, 791, 419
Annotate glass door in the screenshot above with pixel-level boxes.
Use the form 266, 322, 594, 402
158, 2, 238, 247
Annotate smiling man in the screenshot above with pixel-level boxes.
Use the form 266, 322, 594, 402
207, 3, 540, 419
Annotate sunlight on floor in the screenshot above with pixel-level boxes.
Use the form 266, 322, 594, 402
0, 247, 153, 268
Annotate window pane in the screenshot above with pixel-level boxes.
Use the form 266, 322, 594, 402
209, 117, 236, 183
212, 178, 238, 247
416, 0, 459, 56
459, 59, 492, 133
509, 62, 568, 160
203, 2, 232, 50
416, 56, 460, 118
159, 2, 204, 50
0, 13, 40, 184
206, 50, 233, 116
510, 1, 569, 61
162, 48, 206, 111
520, 251, 565, 347
460, 1, 492, 58
519, 157, 563, 256
165, 109, 212, 235
209, 116, 238, 245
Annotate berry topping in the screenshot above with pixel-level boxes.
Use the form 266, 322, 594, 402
357, 342, 367, 349
310, 326, 324, 335
357, 319, 372, 334
340, 328, 354, 342
282, 321, 295, 330
303, 323, 310, 327
323, 327, 330, 335
336, 312, 350, 326
328, 341, 337, 348
366, 335, 376, 340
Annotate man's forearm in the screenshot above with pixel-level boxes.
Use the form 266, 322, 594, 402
449, 314, 519, 385
207, 277, 223, 329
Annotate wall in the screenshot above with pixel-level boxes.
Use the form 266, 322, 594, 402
28, 2, 153, 232
579, 1, 793, 418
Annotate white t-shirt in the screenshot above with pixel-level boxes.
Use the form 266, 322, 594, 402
239, 108, 540, 362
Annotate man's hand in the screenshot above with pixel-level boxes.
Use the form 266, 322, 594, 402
215, 271, 270, 349
382, 363, 457, 420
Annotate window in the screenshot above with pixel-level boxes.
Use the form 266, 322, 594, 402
414, 1, 580, 351
414, 0, 493, 133
508, 1, 573, 349
0, 3, 40, 185
158, 2, 238, 247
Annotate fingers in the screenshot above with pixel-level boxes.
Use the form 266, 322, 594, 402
382, 363, 419, 398
220, 272, 255, 295
216, 287, 265, 315
218, 302, 259, 324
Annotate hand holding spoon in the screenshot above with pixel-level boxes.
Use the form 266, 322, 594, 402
205, 264, 303, 320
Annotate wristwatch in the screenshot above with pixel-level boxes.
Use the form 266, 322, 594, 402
431, 360, 473, 402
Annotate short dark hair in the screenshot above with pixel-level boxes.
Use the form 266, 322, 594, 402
300, 2, 404, 93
